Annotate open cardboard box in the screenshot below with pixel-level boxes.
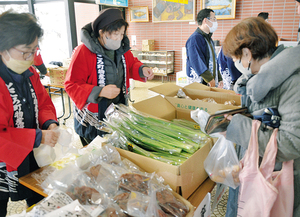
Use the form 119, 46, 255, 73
117, 138, 213, 200
149, 82, 241, 107
117, 95, 224, 199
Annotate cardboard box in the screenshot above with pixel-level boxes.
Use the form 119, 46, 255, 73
149, 82, 241, 109
117, 137, 213, 199
142, 39, 154, 45
142, 44, 155, 51
127, 95, 227, 199
48, 67, 68, 86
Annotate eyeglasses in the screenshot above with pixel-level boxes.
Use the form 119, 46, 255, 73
12, 47, 40, 61
207, 17, 217, 22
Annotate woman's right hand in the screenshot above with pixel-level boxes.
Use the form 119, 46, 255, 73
99, 84, 120, 99
41, 129, 60, 147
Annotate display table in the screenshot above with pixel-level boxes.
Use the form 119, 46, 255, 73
19, 165, 215, 208
19, 166, 49, 197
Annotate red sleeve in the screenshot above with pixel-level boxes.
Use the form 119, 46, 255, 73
64, 45, 97, 110
124, 50, 146, 88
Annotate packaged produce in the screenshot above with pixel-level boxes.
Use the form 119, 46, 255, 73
34, 143, 193, 216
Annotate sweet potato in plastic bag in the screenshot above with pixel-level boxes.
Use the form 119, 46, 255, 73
204, 136, 240, 189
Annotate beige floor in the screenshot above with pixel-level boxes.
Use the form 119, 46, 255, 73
6, 79, 228, 216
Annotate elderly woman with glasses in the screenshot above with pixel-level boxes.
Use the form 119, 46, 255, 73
0, 10, 60, 216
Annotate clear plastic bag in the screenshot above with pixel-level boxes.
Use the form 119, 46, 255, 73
126, 191, 150, 216
190, 108, 210, 134
33, 144, 56, 167
203, 136, 240, 189
33, 127, 74, 167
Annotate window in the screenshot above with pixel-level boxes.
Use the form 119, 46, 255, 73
34, 2, 69, 64
0, 4, 28, 13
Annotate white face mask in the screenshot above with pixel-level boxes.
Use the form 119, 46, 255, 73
104, 36, 122, 50
3, 50, 33, 74
234, 60, 252, 76
206, 20, 218, 33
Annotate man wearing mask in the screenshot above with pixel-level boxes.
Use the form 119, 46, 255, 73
185, 8, 223, 88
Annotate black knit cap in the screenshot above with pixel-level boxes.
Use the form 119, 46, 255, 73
92, 8, 123, 37
297, 0, 300, 3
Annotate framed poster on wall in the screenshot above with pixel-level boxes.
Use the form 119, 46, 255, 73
95, 0, 128, 7
201, 0, 236, 20
152, 0, 195, 23
129, 6, 149, 22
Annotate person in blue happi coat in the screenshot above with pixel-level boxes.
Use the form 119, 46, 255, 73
185, 8, 223, 88
217, 47, 242, 90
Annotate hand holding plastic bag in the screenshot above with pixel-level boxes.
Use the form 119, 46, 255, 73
203, 136, 240, 189
191, 109, 240, 189
34, 127, 73, 167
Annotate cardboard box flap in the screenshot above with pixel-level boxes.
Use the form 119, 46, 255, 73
132, 95, 176, 120
178, 139, 213, 198
210, 86, 236, 94
149, 83, 182, 97
184, 82, 210, 91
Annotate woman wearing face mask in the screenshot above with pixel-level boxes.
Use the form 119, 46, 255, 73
64, 8, 154, 146
185, 8, 223, 88
222, 17, 300, 217
0, 11, 60, 216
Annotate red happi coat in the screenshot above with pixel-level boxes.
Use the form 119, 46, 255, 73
64, 44, 145, 112
0, 66, 57, 173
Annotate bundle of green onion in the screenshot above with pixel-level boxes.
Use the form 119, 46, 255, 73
104, 104, 208, 165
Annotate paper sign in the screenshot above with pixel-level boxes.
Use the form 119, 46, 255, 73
194, 192, 211, 217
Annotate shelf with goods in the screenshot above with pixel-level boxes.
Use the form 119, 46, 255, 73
131, 50, 174, 82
